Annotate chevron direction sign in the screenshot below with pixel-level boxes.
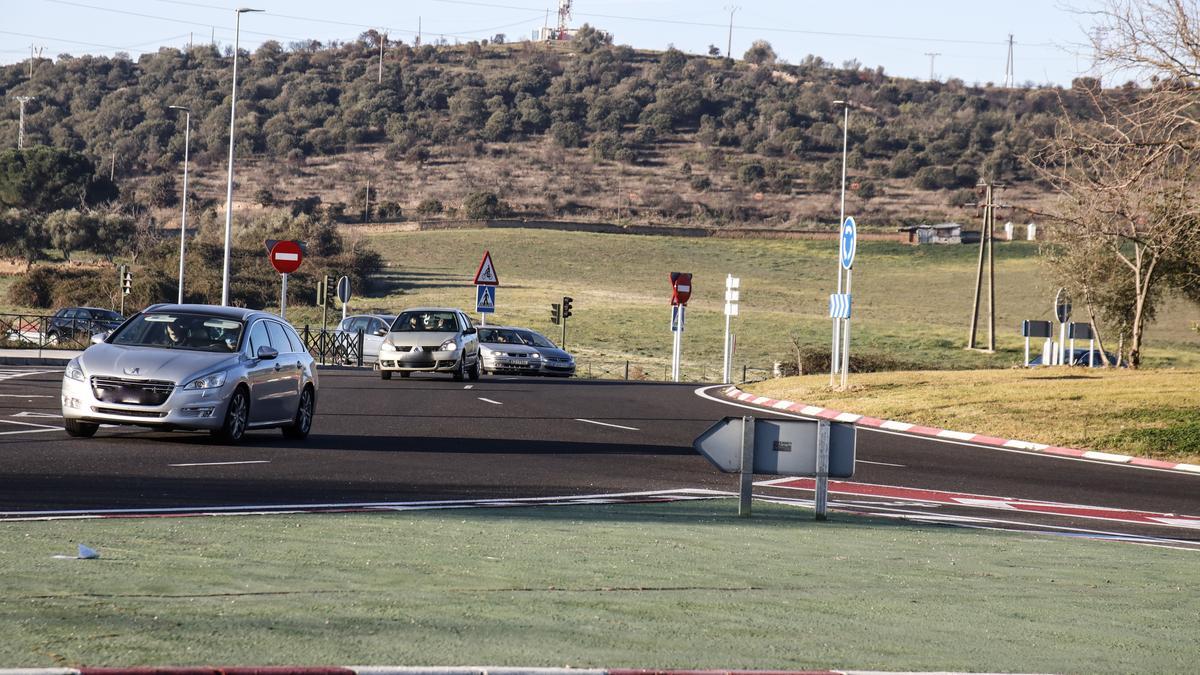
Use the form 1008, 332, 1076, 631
829, 293, 852, 319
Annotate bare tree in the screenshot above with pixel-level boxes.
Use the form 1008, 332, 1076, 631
1032, 0, 1200, 367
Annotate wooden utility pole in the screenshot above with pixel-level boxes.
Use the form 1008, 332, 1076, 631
967, 183, 1002, 352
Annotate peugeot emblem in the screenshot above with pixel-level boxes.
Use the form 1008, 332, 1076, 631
124, 367, 141, 376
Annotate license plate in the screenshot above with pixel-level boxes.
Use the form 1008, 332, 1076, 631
509, 360, 528, 367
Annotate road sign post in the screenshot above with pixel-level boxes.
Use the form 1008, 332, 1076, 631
1055, 288, 1072, 366
670, 273, 692, 382
474, 251, 499, 325
723, 275, 740, 383
269, 240, 304, 320
1021, 320, 1053, 367
336, 275, 351, 320
694, 416, 855, 521
837, 217, 857, 388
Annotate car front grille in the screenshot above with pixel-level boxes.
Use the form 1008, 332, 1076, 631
90, 376, 175, 406
92, 407, 168, 418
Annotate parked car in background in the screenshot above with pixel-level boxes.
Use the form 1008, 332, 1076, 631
477, 326, 544, 376
513, 328, 576, 377
61, 304, 318, 443
1029, 349, 1121, 367
46, 307, 125, 345
335, 314, 396, 363
378, 308, 481, 381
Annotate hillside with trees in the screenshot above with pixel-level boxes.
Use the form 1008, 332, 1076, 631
0, 26, 1103, 230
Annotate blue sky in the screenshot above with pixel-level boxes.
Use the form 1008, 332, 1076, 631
4, 0, 1101, 85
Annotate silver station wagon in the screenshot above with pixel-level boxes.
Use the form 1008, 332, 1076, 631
61, 304, 318, 443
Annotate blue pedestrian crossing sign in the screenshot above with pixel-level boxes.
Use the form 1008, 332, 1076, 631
475, 285, 496, 313
840, 217, 857, 270
829, 293, 852, 319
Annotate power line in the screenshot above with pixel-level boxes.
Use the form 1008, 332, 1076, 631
428, 0, 1058, 48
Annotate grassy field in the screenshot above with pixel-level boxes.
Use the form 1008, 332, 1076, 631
300, 227, 1200, 377
0, 500, 1195, 673
745, 368, 1200, 462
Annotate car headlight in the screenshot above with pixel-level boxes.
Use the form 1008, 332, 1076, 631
530, 353, 541, 359
439, 339, 458, 351
380, 342, 397, 351
185, 371, 228, 390
64, 358, 85, 382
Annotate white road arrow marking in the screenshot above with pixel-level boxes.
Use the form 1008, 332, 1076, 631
477, 397, 503, 405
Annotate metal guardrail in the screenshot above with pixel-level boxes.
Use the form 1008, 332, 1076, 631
576, 359, 773, 384
0, 313, 115, 351
301, 326, 365, 367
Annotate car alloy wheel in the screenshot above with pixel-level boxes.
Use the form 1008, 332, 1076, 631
282, 387, 314, 440
215, 388, 249, 443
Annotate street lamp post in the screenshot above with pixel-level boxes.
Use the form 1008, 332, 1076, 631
830, 100, 850, 387
168, 105, 191, 304
220, 7, 263, 306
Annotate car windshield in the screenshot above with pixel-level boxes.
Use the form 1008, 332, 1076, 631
517, 330, 557, 349
109, 313, 244, 352
392, 311, 459, 332
478, 328, 524, 344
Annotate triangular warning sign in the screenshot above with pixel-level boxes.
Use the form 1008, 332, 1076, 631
474, 250, 499, 286
477, 286, 495, 309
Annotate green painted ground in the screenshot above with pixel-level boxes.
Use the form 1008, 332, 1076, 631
1, 500, 1194, 673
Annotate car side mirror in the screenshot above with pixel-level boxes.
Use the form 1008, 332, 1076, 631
90, 331, 109, 345
256, 345, 279, 361
463, 327, 477, 335
374, 328, 388, 337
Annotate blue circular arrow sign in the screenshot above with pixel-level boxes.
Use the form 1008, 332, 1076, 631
840, 217, 857, 270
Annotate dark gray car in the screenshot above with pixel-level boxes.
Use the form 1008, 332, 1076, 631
61, 304, 318, 443
513, 328, 576, 377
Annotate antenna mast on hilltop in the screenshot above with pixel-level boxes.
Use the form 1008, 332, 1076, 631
557, 0, 573, 39
1004, 34, 1015, 87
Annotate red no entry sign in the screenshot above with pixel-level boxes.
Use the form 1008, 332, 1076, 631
269, 240, 303, 274
671, 272, 693, 306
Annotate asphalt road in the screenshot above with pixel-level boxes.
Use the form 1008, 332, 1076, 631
1, 367, 1196, 546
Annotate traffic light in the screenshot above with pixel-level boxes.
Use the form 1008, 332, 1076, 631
119, 265, 132, 295
561, 296, 573, 320
550, 302, 561, 325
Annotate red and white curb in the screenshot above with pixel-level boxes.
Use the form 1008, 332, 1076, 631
722, 386, 1200, 475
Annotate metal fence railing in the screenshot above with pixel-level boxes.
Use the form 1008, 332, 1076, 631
574, 358, 773, 384
0, 313, 118, 351
301, 326, 364, 367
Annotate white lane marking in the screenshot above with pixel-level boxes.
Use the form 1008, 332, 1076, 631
13, 411, 61, 418
464, 385, 474, 389
856, 459, 906, 468
0, 394, 53, 398
575, 418, 641, 431
0, 427, 61, 437
0, 488, 729, 520
692, 384, 1200, 478
477, 397, 503, 405
0, 419, 59, 429
169, 460, 271, 467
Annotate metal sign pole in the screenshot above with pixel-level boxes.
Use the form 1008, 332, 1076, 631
280, 273, 287, 319
840, 267, 853, 388
723, 310, 732, 383
815, 419, 830, 521
1059, 320, 1067, 366
738, 416, 755, 517
1024, 336, 1030, 367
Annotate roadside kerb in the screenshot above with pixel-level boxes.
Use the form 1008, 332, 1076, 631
0, 669, 851, 675
721, 386, 1200, 475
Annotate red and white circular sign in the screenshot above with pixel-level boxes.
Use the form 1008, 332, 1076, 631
269, 240, 303, 274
